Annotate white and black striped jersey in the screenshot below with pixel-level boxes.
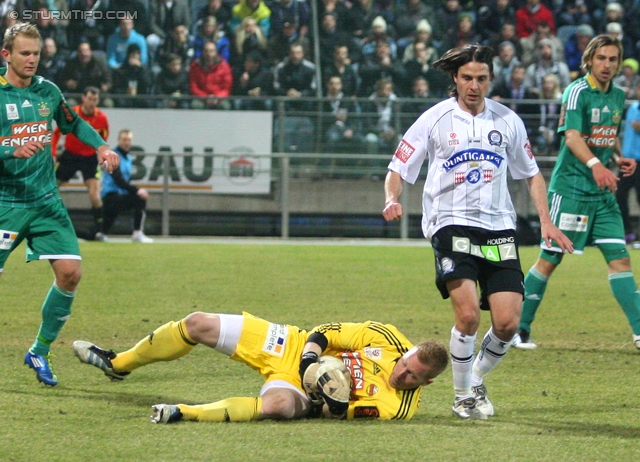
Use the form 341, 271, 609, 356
389, 97, 539, 239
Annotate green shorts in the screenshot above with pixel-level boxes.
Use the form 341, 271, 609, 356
0, 200, 81, 271
541, 192, 628, 264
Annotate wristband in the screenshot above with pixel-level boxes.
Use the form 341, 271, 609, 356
586, 158, 601, 168
299, 351, 319, 380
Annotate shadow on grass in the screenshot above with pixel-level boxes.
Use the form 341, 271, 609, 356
0, 385, 197, 409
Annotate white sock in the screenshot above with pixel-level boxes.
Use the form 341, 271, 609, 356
132, 230, 142, 238
471, 327, 511, 387
450, 326, 477, 400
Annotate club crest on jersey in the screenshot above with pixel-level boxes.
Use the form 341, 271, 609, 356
613, 110, 622, 124
448, 132, 460, 146
5, 103, 18, 120
443, 149, 504, 172
487, 130, 502, 146
38, 102, 50, 118
467, 168, 481, 183
394, 139, 415, 163
591, 108, 600, 123
364, 347, 382, 360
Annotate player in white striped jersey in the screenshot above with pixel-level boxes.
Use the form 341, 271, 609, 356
382, 44, 573, 420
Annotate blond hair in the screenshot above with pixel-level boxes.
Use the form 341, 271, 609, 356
3, 22, 42, 52
414, 340, 449, 380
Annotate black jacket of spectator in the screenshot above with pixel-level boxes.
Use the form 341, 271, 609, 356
148, 0, 191, 40
154, 67, 190, 95
322, 61, 359, 97
58, 54, 111, 93
358, 55, 406, 97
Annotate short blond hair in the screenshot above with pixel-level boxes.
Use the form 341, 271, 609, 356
3, 22, 41, 52
414, 340, 449, 380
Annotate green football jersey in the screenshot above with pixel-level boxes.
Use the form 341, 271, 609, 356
0, 69, 106, 207
549, 73, 625, 200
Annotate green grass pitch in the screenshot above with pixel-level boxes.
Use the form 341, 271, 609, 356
2, 241, 639, 461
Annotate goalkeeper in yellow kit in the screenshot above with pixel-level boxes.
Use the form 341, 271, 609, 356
73, 311, 448, 423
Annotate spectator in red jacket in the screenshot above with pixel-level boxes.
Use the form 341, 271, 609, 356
189, 41, 233, 109
515, 0, 555, 38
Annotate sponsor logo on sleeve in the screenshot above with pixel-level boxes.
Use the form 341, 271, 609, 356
262, 323, 287, 356
0, 230, 18, 250
394, 139, 415, 163
59, 101, 75, 123
524, 139, 533, 159
559, 213, 588, 232
0, 121, 52, 147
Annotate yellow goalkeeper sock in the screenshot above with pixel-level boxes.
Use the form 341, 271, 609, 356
178, 397, 262, 422
112, 319, 197, 372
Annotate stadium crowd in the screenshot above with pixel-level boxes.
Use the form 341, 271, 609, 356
4, 0, 640, 153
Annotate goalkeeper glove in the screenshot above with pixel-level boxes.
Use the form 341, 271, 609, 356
298, 351, 319, 383
317, 369, 350, 416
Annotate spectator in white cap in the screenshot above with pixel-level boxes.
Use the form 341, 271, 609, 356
599, 2, 625, 33
394, 0, 434, 52
565, 23, 594, 79
605, 22, 635, 59
402, 19, 438, 64
361, 16, 397, 60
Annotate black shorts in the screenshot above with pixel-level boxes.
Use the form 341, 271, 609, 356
432, 225, 524, 310
56, 151, 99, 183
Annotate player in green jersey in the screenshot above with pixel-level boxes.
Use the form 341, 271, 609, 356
0, 23, 120, 386
512, 34, 640, 350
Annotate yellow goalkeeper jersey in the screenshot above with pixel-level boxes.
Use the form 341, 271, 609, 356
311, 321, 420, 420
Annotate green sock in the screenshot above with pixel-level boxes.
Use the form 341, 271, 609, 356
30, 284, 75, 356
519, 267, 549, 334
609, 272, 640, 335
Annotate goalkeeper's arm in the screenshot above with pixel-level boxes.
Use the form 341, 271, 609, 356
298, 332, 329, 382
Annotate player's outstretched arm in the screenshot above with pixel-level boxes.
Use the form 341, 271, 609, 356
526, 172, 574, 254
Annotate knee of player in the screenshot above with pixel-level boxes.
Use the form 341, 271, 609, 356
455, 307, 481, 330
183, 311, 219, 343
57, 266, 82, 290
260, 391, 298, 420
